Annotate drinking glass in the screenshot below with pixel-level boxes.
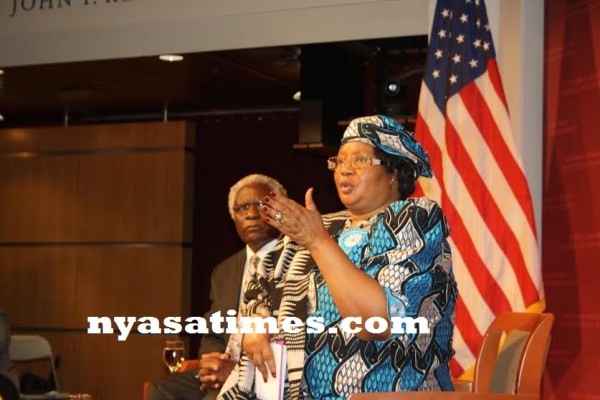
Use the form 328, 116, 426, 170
163, 340, 185, 374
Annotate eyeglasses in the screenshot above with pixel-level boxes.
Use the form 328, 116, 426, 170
233, 200, 266, 215
327, 155, 383, 171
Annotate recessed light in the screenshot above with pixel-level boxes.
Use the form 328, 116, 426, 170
293, 91, 301, 101
0, 69, 4, 75
159, 54, 184, 62
0, 114, 5, 122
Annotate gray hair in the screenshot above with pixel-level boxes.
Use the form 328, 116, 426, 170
228, 174, 288, 219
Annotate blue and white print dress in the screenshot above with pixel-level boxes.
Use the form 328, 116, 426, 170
303, 197, 457, 399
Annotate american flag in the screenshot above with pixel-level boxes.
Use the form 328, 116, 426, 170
414, 0, 545, 377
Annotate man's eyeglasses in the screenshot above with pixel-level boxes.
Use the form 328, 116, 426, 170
327, 155, 383, 171
233, 200, 266, 215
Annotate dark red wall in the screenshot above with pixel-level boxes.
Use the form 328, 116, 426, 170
190, 111, 343, 352
543, 1, 600, 398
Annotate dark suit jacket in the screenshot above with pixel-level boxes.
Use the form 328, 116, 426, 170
197, 249, 246, 357
0, 309, 18, 393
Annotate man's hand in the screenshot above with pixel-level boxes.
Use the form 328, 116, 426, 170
198, 352, 236, 391
242, 332, 275, 382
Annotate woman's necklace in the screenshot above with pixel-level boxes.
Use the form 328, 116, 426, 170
338, 208, 387, 255
344, 218, 370, 231
343, 207, 387, 232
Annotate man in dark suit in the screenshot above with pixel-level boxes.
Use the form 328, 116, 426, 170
0, 308, 19, 400
147, 174, 286, 400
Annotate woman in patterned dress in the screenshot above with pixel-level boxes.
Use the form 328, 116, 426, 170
220, 115, 457, 400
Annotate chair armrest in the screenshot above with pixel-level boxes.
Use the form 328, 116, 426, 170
143, 381, 150, 400
349, 392, 540, 400
453, 379, 473, 392
180, 359, 200, 372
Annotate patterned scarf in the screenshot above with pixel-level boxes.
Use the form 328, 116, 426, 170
218, 211, 349, 400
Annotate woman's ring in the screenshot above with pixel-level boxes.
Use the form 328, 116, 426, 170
273, 211, 286, 224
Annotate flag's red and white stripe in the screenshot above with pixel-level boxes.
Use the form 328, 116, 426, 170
416, 59, 544, 377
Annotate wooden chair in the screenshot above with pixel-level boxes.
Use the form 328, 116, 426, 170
142, 359, 199, 400
349, 312, 554, 400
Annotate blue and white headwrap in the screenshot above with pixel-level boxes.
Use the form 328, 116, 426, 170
341, 115, 433, 178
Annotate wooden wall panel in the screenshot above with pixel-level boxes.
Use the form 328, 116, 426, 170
0, 121, 194, 152
0, 121, 195, 400
0, 151, 191, 243
0, 247, 192, 329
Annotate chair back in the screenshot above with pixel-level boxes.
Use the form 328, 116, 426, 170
348, 312, 554, 400
8, 335, 59, 391
473, 312, 554, 396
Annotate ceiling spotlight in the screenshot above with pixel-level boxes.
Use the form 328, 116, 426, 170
0, 114, 4, 122
293, 91, 301, 101
383, 79, 406, 97
0, 69, 4, 75
159, 54, 184, 62
387, 82, 399, 94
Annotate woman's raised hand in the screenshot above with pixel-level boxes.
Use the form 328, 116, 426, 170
261, 188, 329, 250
